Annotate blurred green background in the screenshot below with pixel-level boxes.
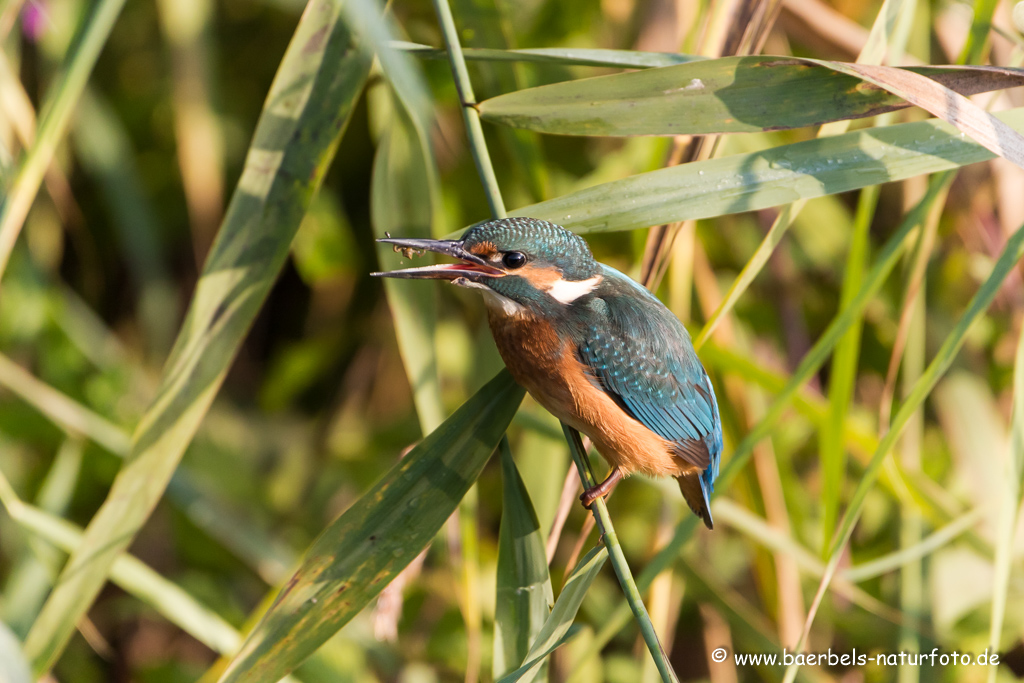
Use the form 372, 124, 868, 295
2, 0, 1024, 681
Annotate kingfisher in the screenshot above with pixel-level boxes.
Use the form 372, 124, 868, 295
373, 217, 722, 528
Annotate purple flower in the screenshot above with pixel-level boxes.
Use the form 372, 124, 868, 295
22, 1, 48, 42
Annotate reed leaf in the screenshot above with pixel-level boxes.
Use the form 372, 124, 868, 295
479, 58, 1024, 136
494, 440, 554, 680
503, 111, 1023, 237
214, 371, 524, 683
396, 42, 705, 68
498, 546, 608, 683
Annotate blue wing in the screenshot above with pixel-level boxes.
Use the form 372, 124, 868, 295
576, 270, 722, 496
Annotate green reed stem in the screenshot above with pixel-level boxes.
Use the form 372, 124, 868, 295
430, 0, 506, 218
563, 426, 679, 683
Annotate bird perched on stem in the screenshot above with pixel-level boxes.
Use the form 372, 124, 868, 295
374, 217, 722, 528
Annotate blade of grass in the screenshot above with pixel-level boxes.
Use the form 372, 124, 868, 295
478, 58, 1024, 136
704, 343, 1000, 560
784, 219, 1024, 683
155, 0, 224, 265
895, 186, 930, 683
23, 3, 372, 672
501, 109, 1024, 238
678, 561, 790, 677
711, 499, 903, 625
985, 318, 1024, 682
819, 186, 877, 551
0, 346, 297, 585
0, 471, 242, 657
343, 0, 432, 132
842, 507, 983, 583
0, 351, 130, 455
959, 0, 999, 64
810, 0, 916, 530
71, 90, 178, 357
494, 439, 554, 680
213, 371, 525, 683
0, 0, 128, 284
1, 439, 82, 637
497, 546, 607, 683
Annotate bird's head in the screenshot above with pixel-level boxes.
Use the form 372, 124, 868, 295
373, 217, 602, 316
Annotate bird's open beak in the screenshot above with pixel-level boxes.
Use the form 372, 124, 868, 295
371, 237, 505, 282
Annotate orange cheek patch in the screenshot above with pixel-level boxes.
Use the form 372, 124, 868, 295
468, 241, 498, 259
518, 263, 562, 288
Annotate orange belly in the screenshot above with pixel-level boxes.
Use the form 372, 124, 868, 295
488, 312, 696, 479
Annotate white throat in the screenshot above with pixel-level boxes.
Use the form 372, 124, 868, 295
546, 275, 602, 304
453, 277, 527, 317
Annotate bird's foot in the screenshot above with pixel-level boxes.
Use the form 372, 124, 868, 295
580, 466, 624, 508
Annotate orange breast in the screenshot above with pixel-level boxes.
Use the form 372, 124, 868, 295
488, 313, 696, 479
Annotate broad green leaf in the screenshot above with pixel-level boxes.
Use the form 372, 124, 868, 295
502, 110, 1024, 236
215, 371, 525, 683
23, 2, 372, 672
372, 86, 445, 433
498, 545, 608, 683
825, 61, 1024, 167
479, 57, 1024, 137
396, 41, 705, 68
690, 0, 910, 352
494, 440, 553, 680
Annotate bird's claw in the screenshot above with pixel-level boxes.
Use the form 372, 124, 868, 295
579, 488, 603, 509
579, 466, 624, 509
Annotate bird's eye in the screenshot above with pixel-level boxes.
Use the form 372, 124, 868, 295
502, 251, 527, 269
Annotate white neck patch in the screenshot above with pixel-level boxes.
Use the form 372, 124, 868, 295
546, 275, 602, 304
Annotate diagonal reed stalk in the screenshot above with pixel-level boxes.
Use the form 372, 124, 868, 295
429, 1, 677, 679
563, 426, 680, 683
